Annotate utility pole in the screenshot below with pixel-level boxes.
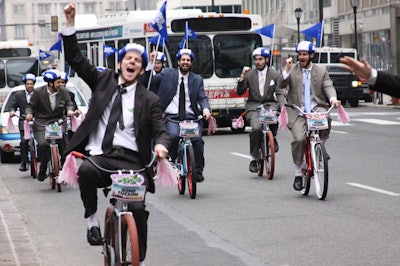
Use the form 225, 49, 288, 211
319, 0, 324, 46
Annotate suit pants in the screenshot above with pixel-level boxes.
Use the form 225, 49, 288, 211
77, 151, 149, 261
289, 108, 331, 165
246, 110, 278, 159
19, 130, 29, 164
166, 114, 205, 172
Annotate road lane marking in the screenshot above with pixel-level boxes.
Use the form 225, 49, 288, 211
0, 209, 21, 266
230, 152, 251, 160
351, 118, 400, 125
347, 183, 400, 196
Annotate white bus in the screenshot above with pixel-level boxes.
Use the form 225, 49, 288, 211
0, 40, 44, 108
62, 9, 264, 131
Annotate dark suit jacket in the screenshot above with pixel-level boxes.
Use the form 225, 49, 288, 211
62, 33, 170, 192
25, 85, 74, 131
374, 72, 400, 98
236, 67, 285, 112
146, 68, 210, 116
10, 90, 30, 131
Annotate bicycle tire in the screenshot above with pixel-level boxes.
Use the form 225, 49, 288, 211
176, 146, 186, 195
313, 143, 329, 200
104, 207, 117, 266
29, 139, 37, 179
50, 145, 62, 192
265, 131, 275, 180
120, 214, 140, 266
186, 144, 197, 199
301, 160, 311, 196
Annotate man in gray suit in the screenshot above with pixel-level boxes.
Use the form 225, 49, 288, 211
236, 47, 286, 173
25, 70, 75, 181
278, 41, 341, 191
10, 73, 36, 171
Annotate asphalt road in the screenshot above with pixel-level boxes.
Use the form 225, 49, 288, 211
1, 102, 400, 266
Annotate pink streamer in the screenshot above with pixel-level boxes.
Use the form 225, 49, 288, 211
71, 115, 83, 132
207, 116, 217, 135
278, 105, 288, 130
155, 158, 179, 188
232, 116, 244, 129
337, 105, 350, 124
24, 120, 30, 140
58, 153, 79, 188
7, 116, 15, 131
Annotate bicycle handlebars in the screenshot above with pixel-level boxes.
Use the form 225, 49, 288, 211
284, 103, 334, 115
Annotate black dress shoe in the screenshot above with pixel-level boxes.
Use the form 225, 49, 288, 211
293, 176, 303, 191
37, 171, 47, 181
196, 171, 204, 182
19, 163, 28, 171
87, 226, 103, 246
249, 160, 258, 172
274, 138, 279, 153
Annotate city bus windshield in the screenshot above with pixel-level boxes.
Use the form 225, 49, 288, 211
0, 58, 40, 88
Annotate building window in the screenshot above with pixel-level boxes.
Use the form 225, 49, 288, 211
109, 2, 123, 11
38, 3, 51, 14
84, 3, 96, 13
14, 25, 25, 39
13, 4, 25, 16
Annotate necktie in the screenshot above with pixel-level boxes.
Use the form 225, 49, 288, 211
259, 74, 265, 96
304, 69, 311, 113
178, 77, 186, 121
102, 84, 127, 154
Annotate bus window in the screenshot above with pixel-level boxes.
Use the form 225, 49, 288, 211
330, 52, 355, 63
166, 35, 213, 78
0, 61, 5, 88
311, 53, 328, 64
6, 58, 39, 88
214, 33, 262, 78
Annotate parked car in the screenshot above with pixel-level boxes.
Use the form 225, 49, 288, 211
0, 82, 89, 163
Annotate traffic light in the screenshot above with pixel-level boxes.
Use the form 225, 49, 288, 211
51, 16, 58, 32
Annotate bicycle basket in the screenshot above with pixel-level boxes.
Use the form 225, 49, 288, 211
110, 173, 146, 201
306, 113, 329, 130
179, 121, 199, 137
259, 110, 278, 124
45, 123, 63, 139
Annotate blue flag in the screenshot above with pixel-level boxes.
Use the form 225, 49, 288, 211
149, 35, 165, 47
179, 22, 198, 49
301, 22, 323, 41
254, 23, 275, 38
150, 1, 169, 43
39, 49, 51, 61
104, 45, 118, 58
49, 38, 62, 52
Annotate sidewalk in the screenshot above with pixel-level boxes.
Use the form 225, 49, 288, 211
0, 176, 40, 266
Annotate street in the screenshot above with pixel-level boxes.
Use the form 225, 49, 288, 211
1, 103, 400, 266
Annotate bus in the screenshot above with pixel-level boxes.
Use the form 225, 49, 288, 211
279, 46, 372, 107
0, 40, 44, 108
62, 9, 264, 131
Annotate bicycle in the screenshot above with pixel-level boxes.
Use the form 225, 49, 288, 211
285, 104, 334, 200
166, 116, 202, 199
70, 151, 157, 266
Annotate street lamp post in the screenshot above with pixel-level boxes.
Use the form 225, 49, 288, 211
351, 0, 359, 52
295, 8, 303, 44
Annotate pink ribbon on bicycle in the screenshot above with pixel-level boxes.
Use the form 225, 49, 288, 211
58, 153, 79, 188
155, 158, 179, 188
207, 116, 217, 135
71, 113, 85, 132
337, 105, 350, 124
278, 105, 288, 130
7, 116, 15, 132
232, 111, 247, 129
24, 120, 30, 140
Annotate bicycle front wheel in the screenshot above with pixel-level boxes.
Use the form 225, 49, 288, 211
265, 131, 275, 180
50, 145, 62, 192
313, 143, 329, 200
29, 139, 37, 179
186, 144, 197, 199
120, 214, 140, 266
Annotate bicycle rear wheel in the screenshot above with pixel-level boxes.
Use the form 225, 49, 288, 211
301, 160, 311, 196
313, 143, 329, 200
120, 214, 140, 266
186, 144, 197, 199
176, 146, 186, 195
104, 207, 117, 266
29, 139, 37, 179
265, 131, 275, 180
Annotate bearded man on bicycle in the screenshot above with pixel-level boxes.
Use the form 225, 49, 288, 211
277, 41, 341, 191
236, 47, 286, 173
25, 70, 75, 181
62, 4, 169, 265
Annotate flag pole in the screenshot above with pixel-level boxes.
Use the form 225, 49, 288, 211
270, 23, 276, 69
147, 35, 161, 90
185, 21, 188, 49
